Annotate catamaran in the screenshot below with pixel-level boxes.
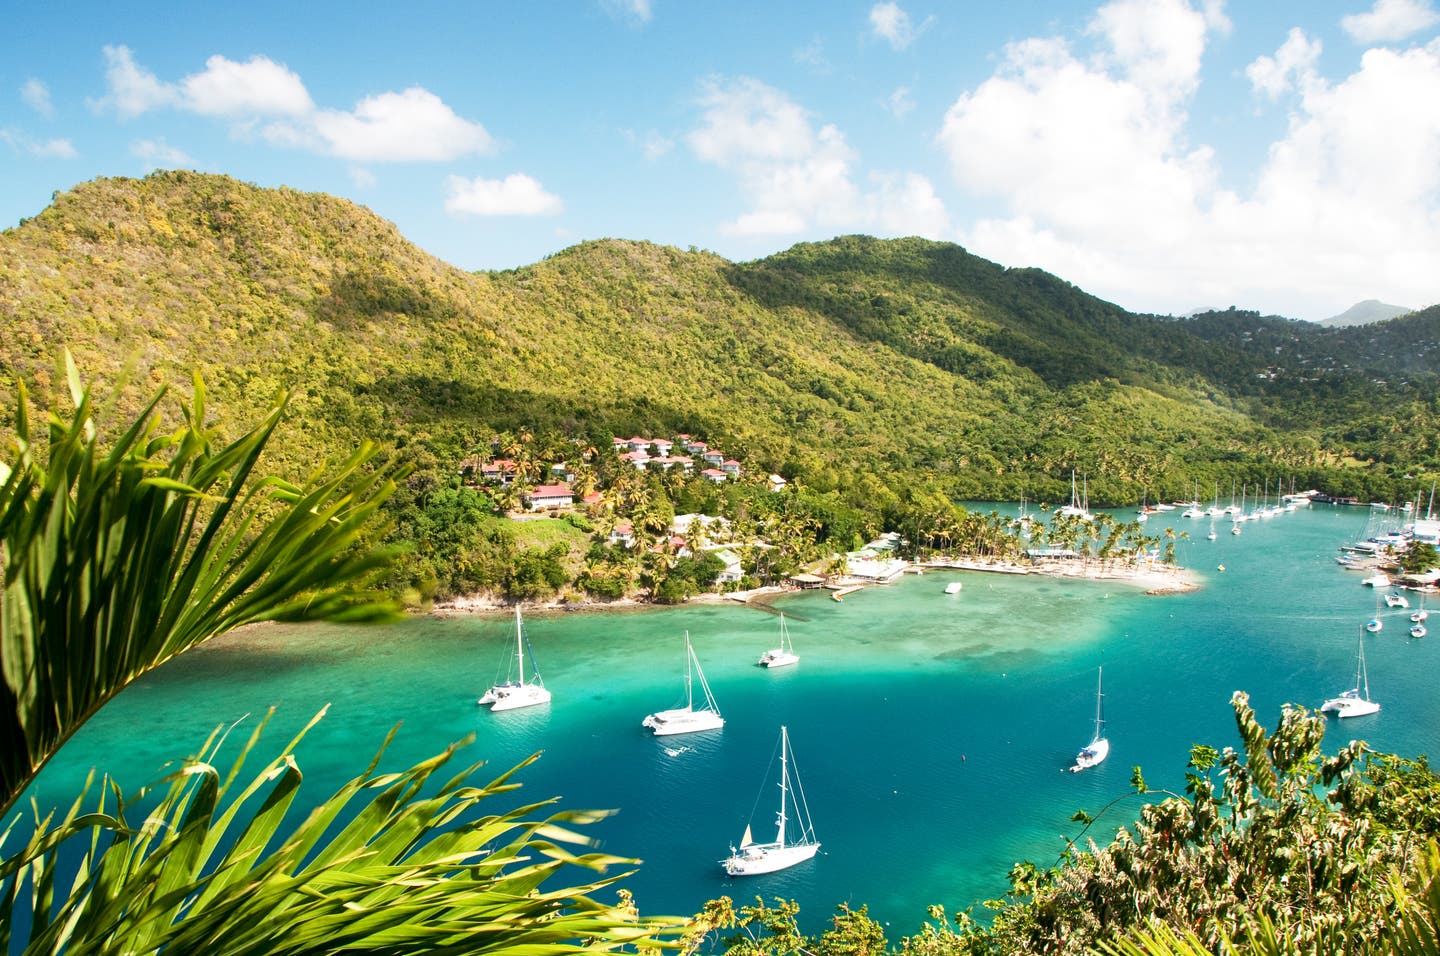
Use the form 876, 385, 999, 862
758, 613, 800, 668
1321, 629, 1381, 718
721, 726, 820, 876
478, 606, 551, 711
643, 632, 724, 735
1070, 667, 1110, 772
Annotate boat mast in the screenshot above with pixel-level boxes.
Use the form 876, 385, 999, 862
777, 726, 790, 847
516, 606, 525, 685
684, 632, 695, 709
1358, 633, 1370, 701
1094, 667, 1105, 739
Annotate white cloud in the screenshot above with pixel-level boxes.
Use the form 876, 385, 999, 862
934, 0, 1440, 319
296, 88, 492, 162
794, 37, 830, 71
869, 2, 932, 51
1342, 0, 1440, 44
603, 0, 652, 24
1199, 0, 1232, 35
182, 54, 313, 116
95, 45, 179, 117
32, 138, 76, 158
1246, 28, 1323, 100
688, 76, 948, 238
885, 86, 916, 117
350, 167, 377, 189
445, 173, 564, 216
93, 47, 490, 164
0, 129, 77, 158
21, 79, 53, 118
131, 138, 195, 169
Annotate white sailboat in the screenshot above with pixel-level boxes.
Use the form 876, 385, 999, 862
1411, 594, 1429, 624
1321, 630, 1381, 718
758, 613, 800, 668
643, 632, 724, 735
721, 726, 820, 876
1059, 470, 1094, 521
478, 606, 552, 711
1070, 667, 1110, 772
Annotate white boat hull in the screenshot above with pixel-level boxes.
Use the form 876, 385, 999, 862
1071, 737, 1109, 771
722, 841, 819, 876
479, 683, 551, 711
758, 649, 799, 668
1321, 694, 1380, 718
643, 707, 724, 735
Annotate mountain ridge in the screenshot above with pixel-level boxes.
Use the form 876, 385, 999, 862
2, 171, 1438, 508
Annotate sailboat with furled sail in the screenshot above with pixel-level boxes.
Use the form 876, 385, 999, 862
1070, 667, 1110, 772
478, 606, 551, 711
721, 726, 820, 876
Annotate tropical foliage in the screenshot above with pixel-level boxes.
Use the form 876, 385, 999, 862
0, 370, 681, 954
4, 173, 1440, 599
689, 694, 1440, 955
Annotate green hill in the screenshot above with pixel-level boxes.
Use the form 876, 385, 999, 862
2, 171, 1438, 562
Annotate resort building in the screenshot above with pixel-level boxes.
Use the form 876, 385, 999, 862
525, 483, 574, 511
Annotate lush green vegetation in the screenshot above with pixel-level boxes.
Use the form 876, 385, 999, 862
3, 171, 1438, 603
690, 695, 1440, 954
0, 373, 682, 955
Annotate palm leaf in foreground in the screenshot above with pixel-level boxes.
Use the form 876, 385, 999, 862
0, 357, 405, 813
0, 710, 682, 955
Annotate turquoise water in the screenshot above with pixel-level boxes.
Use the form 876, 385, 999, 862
22, 505, 1440, 933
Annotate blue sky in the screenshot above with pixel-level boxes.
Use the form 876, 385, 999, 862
3, 0, 1438, 321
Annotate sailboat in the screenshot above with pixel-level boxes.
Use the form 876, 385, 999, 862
1367, 591, 1384, 633
1070, 667, 1110, 772
1321, 629, 1381, 718
643, 632, 724, 735
478, 606, 551, 711
1411, 594, 1429, 624
1059, 470, 1093, 521
758, 613, 800, 668
721, 726, 820, 876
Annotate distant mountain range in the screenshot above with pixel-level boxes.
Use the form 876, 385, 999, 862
1318, 299, 1415, 327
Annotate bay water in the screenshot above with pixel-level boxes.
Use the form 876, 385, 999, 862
22, 504, 1440, 933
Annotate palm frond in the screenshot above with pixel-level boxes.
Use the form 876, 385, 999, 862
1, 712, 684, 955
0, 361, 406, 814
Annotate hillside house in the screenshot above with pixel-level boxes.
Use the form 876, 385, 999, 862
619, 450, 651, 470
609, 523, 634, 547
721, 459, 741, 476
701, 468, 728, 483
768, 474, 788, 492
702, 450, 726, 466
525, 483, 574, 511
480, 459, 518, 485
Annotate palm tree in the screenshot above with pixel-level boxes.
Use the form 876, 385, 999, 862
0, 361, 681, 954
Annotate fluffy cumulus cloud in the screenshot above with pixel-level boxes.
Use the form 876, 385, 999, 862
688, 76, 948, 238
181, 54, 313, 117
445, 173, 564, 216
21, 79, 53, 118
1245, 28, 1323, 100
935, 0, 1440, 319
283, 88, 492, 162
869, 2, 931, 51
1342, 0, 1440, 44
93, 46, 491, 164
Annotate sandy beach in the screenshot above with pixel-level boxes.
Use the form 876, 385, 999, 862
428, 560, 1198, 616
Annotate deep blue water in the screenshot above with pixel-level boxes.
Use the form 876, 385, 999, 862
19, 504, 1438, 934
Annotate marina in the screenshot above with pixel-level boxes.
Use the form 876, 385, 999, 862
23, 503, 1440, 932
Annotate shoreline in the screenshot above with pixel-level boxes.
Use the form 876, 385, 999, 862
428, 560, 1199, 617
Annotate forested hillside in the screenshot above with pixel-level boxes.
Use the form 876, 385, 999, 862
2, 171, 1438, 595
